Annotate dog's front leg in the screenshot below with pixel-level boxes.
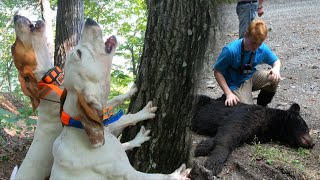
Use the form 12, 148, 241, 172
129, 164, 191, 180
121, 126, 150, 151
108, 101, 157, 134
106, 84, 137, 108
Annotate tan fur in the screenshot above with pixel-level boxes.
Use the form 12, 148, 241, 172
12, 37, 39, 110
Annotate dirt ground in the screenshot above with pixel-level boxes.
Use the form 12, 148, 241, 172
192, 0, 320, 179
0, 0, 319, 179
0, 93, 33, 179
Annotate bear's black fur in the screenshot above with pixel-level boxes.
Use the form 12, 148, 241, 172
191, 95, 314, 175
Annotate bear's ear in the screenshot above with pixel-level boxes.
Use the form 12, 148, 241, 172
288, 103, 300, 113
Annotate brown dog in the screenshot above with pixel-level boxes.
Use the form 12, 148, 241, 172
11, 15, 54, 110
11, 15, 64, 180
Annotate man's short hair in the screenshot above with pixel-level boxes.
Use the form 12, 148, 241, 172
247, 18, 267, 43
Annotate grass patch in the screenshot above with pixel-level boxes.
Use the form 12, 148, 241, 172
251, 142, 311, 171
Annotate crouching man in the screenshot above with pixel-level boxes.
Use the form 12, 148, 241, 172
213, 18, 281, 107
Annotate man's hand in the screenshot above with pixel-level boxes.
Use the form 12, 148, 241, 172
258, 7, 264, 17
225, 93, 240, 107
258, 0, 264, 17
268, 69, 281, 82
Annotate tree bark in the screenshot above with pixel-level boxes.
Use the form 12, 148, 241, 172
54, 0, 84, 68
122, 0, 212, 173
129, 46, 137, 77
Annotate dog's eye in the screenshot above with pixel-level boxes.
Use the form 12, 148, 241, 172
76, 49, 82, 59
24, 76, 30, 82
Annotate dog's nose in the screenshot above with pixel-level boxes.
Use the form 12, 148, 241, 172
14, 15, 22, 23
85, 18, 99, 27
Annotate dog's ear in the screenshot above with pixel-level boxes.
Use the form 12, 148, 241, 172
12, 40, 39, 111
17, 69, 40, 111
76, 91, 104, 147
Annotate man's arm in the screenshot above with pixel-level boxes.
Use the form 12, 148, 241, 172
214, 69, 239, 106
258, 0, 264, 17
268, 59, 281, 82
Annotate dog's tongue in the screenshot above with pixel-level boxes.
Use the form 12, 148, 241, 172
105, 36, 117, 53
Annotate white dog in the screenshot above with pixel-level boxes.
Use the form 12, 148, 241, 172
11, 15, 155, 180
50, 18, 191, 180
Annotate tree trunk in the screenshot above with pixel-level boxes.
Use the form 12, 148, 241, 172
122, 0, 212, 173
40, 0, 54, 62
54, 0, 84, 68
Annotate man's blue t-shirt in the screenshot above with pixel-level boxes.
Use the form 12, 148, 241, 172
214, 39, 278, 91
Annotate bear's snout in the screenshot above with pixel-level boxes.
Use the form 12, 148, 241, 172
299, 133, 314, 148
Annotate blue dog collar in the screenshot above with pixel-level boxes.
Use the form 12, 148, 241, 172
61, 109, 124, 129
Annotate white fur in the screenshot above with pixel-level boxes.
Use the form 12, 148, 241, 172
50, 19, 191, 180
122, 126, 150, 151
9, 166, 18, 180
12, 17, 63, 180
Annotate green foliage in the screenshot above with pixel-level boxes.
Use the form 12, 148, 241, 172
110, 67, 134, 111
84, 0, 147, 77
296, 147, 311, 156
0, 2, 17, 93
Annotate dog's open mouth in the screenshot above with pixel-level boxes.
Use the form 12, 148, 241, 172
29, 23, 35, 31
105, 35, 117, 53
33, 20, 45, 33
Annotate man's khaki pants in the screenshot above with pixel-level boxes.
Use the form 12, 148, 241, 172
233, 70, 278, 104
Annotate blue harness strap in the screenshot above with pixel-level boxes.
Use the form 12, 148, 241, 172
68, 118, 84, 129
62, 109, 124, 129
102, 109, 124, 126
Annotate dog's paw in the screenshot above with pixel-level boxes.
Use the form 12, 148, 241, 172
140, 101, 157, 119
168, 164, 191, 180
130, 126, 151, 147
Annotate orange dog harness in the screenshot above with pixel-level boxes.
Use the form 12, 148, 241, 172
38, 66, 64, 98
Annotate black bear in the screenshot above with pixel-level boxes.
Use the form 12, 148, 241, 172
191, 95, 314, 175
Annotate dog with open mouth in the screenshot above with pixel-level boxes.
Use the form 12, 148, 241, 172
11, 15, 64, 180
50, 18, 191, 180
